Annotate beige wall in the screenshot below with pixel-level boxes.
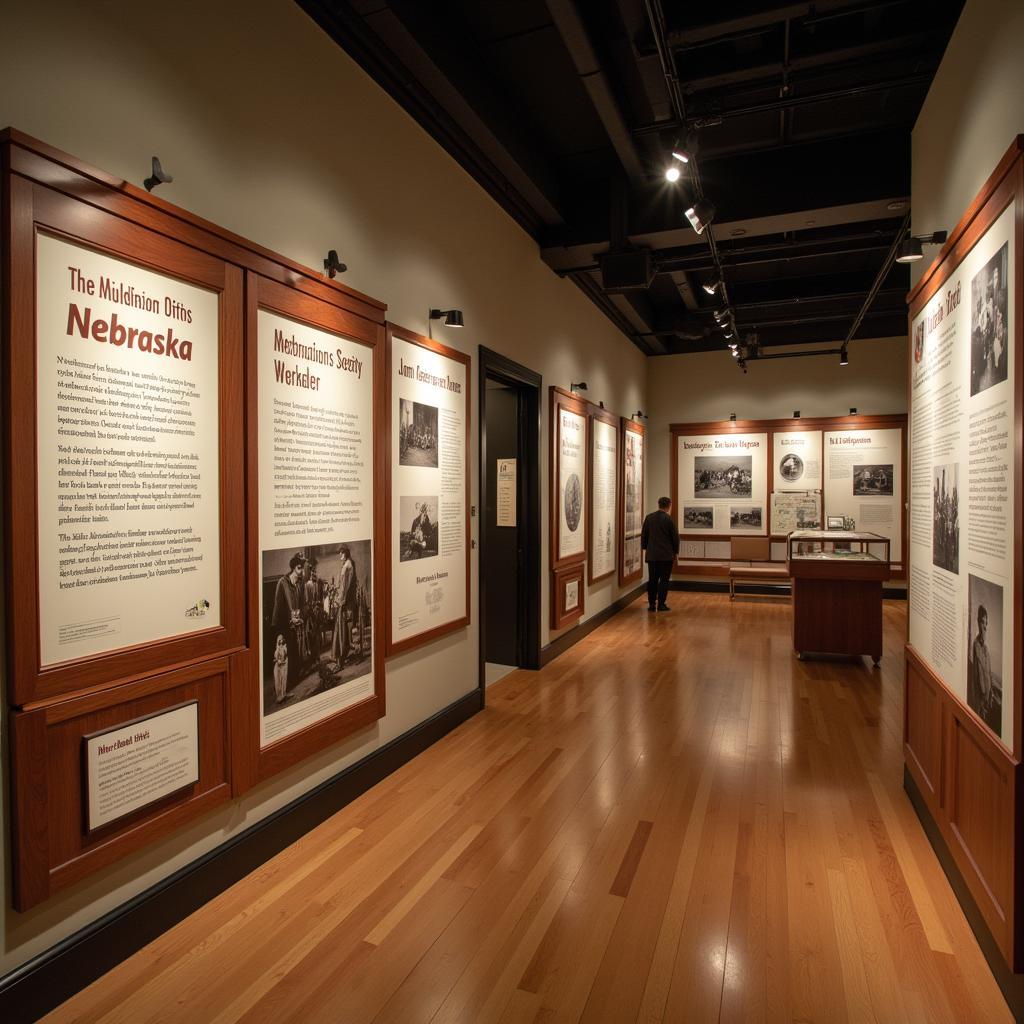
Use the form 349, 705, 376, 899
912, 0, 1024, 284
0, 0, 646, 975
645, 337, 909, 511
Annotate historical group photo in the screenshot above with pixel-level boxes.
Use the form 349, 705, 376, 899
399, 495, 439, 561
563, 472, 583, 533
778, 452, 804, 483
730, 505, 763, 530
261, 540, 372, 716
970, 241, 1009, 397
694, 455, 752, 497
852, 463, 894, 496
399, 398, 439, 468
967, 573, 1003, 737
932, 463, 959, 574
683, 506, 714, 529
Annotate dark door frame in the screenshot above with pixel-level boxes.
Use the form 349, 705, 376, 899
478, 345, 541, 693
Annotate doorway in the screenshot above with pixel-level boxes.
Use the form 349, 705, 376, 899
478, 346, 541, 691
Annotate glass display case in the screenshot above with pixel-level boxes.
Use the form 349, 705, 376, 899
787, 530, 891, 568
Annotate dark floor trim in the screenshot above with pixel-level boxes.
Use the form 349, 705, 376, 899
904, 767, 1023, 1023
0, 689, 484, 1024
540, 584, 645, 668
669, 579, 908, 600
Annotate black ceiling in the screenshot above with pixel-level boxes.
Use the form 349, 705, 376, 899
300, 1, 964, 359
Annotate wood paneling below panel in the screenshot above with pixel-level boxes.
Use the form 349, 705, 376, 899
905, 651, 942, 803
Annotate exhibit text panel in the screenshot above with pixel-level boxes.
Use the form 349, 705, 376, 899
622, 423, 644, 578
556, 406, 586, 560
677, 431, 768, 535
257, 309, 375, 747
590, 417, 617, 579
909, 201, 1015, 751
36, 234, 221, 666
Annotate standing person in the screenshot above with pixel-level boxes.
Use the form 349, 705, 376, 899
641, 496, 679, 612
332, 545, 358, 667
271, 553, 305, 687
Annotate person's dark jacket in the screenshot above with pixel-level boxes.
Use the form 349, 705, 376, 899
641, 508, 679, 562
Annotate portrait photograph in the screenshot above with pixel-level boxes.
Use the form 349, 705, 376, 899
967, 573, 1003, 737
932, 463, 959, 574
852, 464, 894, 496
683, 506, 714, 529
563, 472, 583, 533
694, 455, 752, 497
778, 453, 804, 483
399, 495, 439, 562
970, 242, 1009, 397
261, 540, 372, 718
729, 505, 763, 530
399, 398, 439, 468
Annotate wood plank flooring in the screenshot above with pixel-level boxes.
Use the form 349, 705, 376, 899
46, 594, 1012, 1023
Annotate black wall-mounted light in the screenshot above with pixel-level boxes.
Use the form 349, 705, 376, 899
143, 156, 173, 192
839, 345, 849, 366
429, 308, 464, 328
702, 276, 721, 295
570, 381, 588, 394
850, 407, 858, 416
633, 410, 647, 421
323, 250, 347, 279
729, 412, 737, 421
685, 198, 716, 235
793, 411, 801, 419
895, 230, 948, 264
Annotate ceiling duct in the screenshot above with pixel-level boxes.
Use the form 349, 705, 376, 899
599, 250, 657, 292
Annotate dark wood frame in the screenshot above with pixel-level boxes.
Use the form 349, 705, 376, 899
903, 137, 1024, 970
669, 414, 908, 579
230, 273, 387, 790
551, 561, 585, 630
549, 386, 589, 570
587, 405, 619, 585
618, 416, 645, 587
383, 323, 471, 656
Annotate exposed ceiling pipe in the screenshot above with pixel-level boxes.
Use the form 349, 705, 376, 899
844, 209, 911, 346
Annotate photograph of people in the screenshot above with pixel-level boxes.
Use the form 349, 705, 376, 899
261, 541, 372, 717
399, 496, 440, 561
967, 574, 1003, 737
779, 453, 804, 482
694, 455, 752, 498
729, 506, 763, 530
852, 464, 894, 496
683, 506, 714, 529
399, 398, 439, 467
932, 463, 959, 573
563, 472, 583, 533
970, 242, 1009, 397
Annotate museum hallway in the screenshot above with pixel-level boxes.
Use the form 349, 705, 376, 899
45, 595, 1009, 1024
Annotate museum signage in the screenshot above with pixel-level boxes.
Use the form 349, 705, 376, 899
589, 411, 618, 583
550, 388, 588, 569
619, 417, 645, 585
677, 431, 769, 536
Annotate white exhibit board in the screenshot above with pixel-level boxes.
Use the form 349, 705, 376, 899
909, 201, 1015, 750
590, 417, 617, 579
390, 333, 468, 648
678, 432, 769, 535
258, 309, 374, 747
557, 406, 587, 560
824, 427, 903, 562
773, 430, 822, 491
622, 424, 644, 578
36, 234, 221, 666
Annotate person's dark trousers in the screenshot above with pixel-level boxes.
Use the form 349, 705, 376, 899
646, 560, 673, 609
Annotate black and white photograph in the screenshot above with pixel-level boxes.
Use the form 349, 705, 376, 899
932, 463, 959, 574
729, 505, 763, 531
399, 495, 439, 561
778, 453, 804, 482
683, 506, 714, 529
970, 241, 1009, 397
852, 463, 894, 496
694, 455, 752, 497
967, 573, 1003, 737
399, 398, 439, 468
564, 472, 583, 532
261, 540, 372, 716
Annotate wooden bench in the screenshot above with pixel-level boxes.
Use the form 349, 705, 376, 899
728, 536, 790, 600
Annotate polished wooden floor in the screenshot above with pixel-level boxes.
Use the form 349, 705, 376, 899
48, 594, 1011, 1023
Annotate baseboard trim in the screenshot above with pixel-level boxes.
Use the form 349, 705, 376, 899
668, 579, 907, 600
903, 766, 1023, 1023
540, 584, 646, 667
0, 689, 484, 1024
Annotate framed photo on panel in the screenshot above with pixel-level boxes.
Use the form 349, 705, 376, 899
550, 387, 588, 568
588, 407, 619, 584
384, 323, 471, 656
619, 417, 645, 586
3, 180, 245, 707
239, 273, 385, 782
552, 561, 585, 630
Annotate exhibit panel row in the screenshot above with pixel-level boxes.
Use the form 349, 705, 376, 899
904, 137, 1023, 970
1, 131, 471, 910
670, 415, 906, 575
549, 387, 645, 629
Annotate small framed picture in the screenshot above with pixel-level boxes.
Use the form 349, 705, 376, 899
826, 515, 845, 530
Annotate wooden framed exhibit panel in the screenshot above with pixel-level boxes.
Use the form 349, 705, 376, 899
670, 415, 907, 579
2, 130, 390, 909
619, 417, 645, 586
551, 561, 585, 630
904, 137, 1024, 968
588, 406, 619, 585
549, 386, 589, 570
384, 323, 471, 656
232, 273, 386, 787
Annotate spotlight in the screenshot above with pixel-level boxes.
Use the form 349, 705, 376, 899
724, 329, 734, 339
840, 346, 849, 366
793, 411, 801, 419
570, 381, 588, 394
429, 308, 464, 328
671, 148, 689, 165
731, 349, 739, 358
143, 156, 173, 192
323, 249, 347, 279
665, 164, 681, 183
896, 237, 922, 263
729, 413, 737, 421
671, 132, 699, 165
702, 277, 721, 295
685, 198, 716, 235
633, 410, 647, 421
713, 309, 726, 322
850, 407, 858, 415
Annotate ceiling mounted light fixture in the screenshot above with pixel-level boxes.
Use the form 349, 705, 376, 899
685, 198, 716, 235
665, 163, 681, 183
895, 230, 948, 264
713, 309, 726, 322
702, 276, 721, 295
840, 345, 849, 366
429, 308, 464, 328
